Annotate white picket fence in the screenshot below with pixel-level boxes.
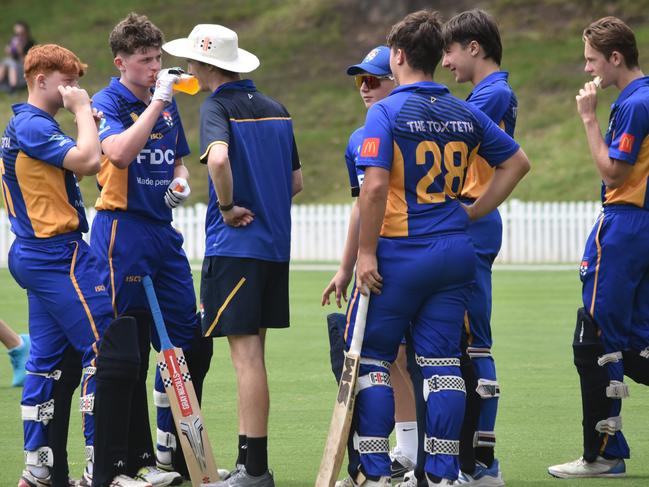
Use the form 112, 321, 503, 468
0, 200, 602, 266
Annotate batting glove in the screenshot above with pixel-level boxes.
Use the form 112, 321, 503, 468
152, 69, 180, 105
164, 177, 191, 208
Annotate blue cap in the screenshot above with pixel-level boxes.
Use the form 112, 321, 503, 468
346, 45, 391, 76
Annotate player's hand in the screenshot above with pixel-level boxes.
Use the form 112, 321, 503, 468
58, 85, 91, 114
164, 177, 191, 208
152, 69, 180, 105
322, 268, 353, 307
576, 81, 598, 122
221, 205, 255, 227
356, 252, 382, 296
92, 107, 104, 128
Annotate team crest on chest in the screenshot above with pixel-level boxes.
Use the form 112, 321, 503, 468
162, 111, 174, 128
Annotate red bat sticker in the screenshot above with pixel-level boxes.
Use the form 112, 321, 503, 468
164, 349, 193, 417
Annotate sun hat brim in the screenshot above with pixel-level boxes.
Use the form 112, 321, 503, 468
162, 37, 260, 73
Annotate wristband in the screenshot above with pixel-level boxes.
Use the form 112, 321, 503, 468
218, 201, 234, 212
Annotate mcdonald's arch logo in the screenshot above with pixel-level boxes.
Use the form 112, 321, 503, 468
361, 138, 380, 157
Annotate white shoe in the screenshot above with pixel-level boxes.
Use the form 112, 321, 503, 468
333, 476, 391, 487
394, 473, 417, 487
390, 447, 416, 481
548, 456, 625, 478
135, 466, 182, 486
335, 477, 358, 487
108, 475, 153, 487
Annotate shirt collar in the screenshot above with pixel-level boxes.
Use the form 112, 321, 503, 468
390, 81, 450, 96
469, 71, 509, 98
614, 76, 649, 106
109, 77, 147, 104
12, 103, 57, 122
210, 79, 257, 98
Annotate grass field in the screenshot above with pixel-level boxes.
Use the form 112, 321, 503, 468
1, 267, 648, 486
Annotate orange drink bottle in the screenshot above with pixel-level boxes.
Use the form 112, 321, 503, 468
173, 74, 200, 95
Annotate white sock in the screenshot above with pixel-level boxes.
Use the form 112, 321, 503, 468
86, 461, 94, 475
28, 465, 49, 479
395, 421, 418, 463
8, 336, 24, 353
157, 449, 172, 465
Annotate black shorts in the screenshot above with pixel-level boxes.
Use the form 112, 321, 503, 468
200, 256, 290, 337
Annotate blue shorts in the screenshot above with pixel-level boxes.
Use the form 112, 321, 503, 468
345, 233, 476, 361
90, 211, 198, 350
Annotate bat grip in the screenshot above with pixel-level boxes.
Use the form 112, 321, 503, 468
142, 275, 174, 351
348, 291, 369, 355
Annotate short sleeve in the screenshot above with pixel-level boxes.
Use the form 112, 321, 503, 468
16, 115, 75, 168
468, 86, 510, 125
199, 100, 230, 164
291, 135, 301, 171
356, 103, 393, 171
470, 106, 520, 166
608, 102, 648, 164
92, 92, 126, 141
345, 132, 361, 197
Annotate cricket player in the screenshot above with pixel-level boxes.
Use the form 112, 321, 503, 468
163, 23, 302, 487
1, 43, 150, 487
90, 13, 211, 487
347, 10, 529, 486
441, 10, 518, 485
0, 318, 30, 386
321, 45, 418, 485
548, 16, 649, 479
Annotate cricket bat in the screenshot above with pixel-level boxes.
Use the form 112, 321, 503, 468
315, 289, 370, 487
143, 275, 220, 487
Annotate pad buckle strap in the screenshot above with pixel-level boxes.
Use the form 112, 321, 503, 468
359, 358, 391, 370
21, 399, 55, 424
473, 431, 496, 448
26, 370, 62, 381
597, 351, 623, 366
157, 428, 177, 450
153, 390, 170, 408
606, 380, 629, 399
85, 446, 94, 462
424, 435, 460, 456
595, 416, 622, 435
24, 447, 54, 467
640, 347, 649, 359
415, 355, 460, 368
467, 347, 492, 359
423, 375, 465, 400
353, 433, 390, 454
83, 366, 96, 376
356, 371, 392, 393
80, 393, 95, 413
476, 379, 501, 398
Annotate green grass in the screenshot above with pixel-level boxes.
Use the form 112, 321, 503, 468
1, 0, 648, 205
1, 267, 649, 485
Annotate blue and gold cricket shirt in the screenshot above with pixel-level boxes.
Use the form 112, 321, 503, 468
462, 71, 517, 199
603, 76, 649, 209
1, 103, 87, 239
357, 81, 520, 237
92, 78, 190, 222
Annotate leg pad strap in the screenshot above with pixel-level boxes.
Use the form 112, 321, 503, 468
24, 447, 54, 467
415, 355, 460, 367
424, 436, 460, 456
476, 379, 500, 399
606, 380, 629, 398
353, 433, 390, 455
595, 416, 622, 435
157, 428, 177, 450
22, 399, 55, 424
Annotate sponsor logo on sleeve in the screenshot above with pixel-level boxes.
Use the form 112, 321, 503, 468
360, 137, 380, 158
619, 133, 635, 153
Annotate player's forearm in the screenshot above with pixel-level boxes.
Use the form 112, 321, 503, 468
358, 171, 388, 255
207, 156, 234, 206
102, 100, 165, 168
582, 119, 619, 186
339, 201, 360, 273
469, 149, 530, 220
73, 105, 102, 174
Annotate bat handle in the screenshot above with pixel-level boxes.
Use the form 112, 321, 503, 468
142, 275, 174, 351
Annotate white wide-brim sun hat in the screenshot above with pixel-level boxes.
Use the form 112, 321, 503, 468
162, 24, 260, 73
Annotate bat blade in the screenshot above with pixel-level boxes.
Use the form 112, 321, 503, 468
158, 347, 220, 487
315, 351, 361, 487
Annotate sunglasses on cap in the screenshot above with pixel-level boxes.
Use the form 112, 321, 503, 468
354, 74, 394, 89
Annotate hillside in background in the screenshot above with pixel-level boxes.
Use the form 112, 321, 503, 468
1, 0, 648, 205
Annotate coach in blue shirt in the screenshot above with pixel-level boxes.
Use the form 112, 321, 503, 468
164, 24, 303, 487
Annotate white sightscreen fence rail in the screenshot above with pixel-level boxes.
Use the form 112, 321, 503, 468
0, 200, 602, 266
